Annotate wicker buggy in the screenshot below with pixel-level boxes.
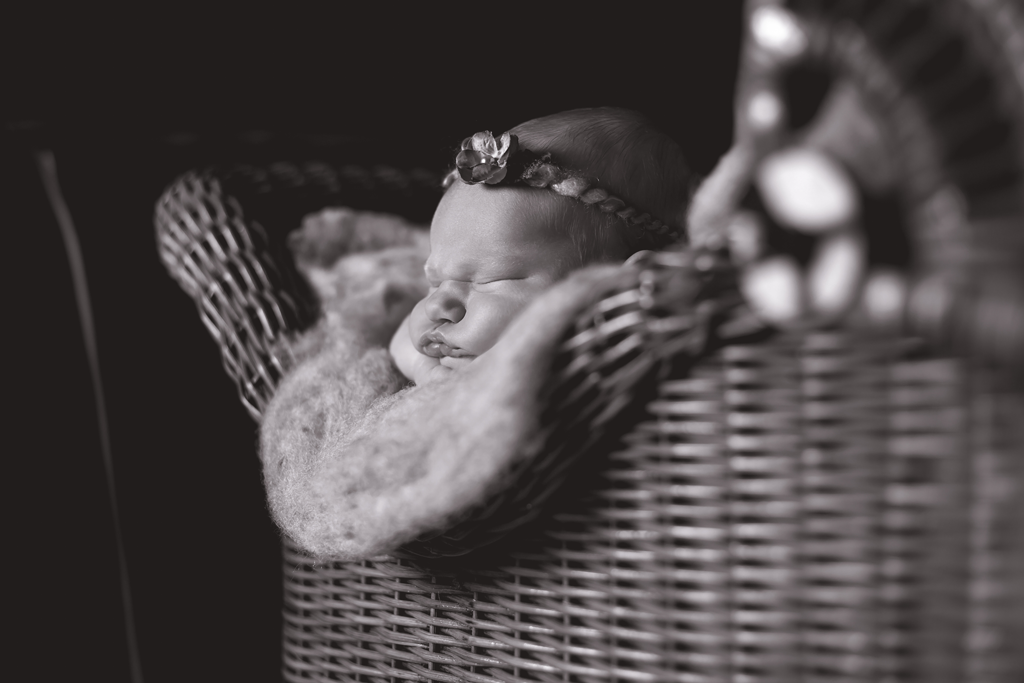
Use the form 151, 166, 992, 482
155, 1, 1024, 681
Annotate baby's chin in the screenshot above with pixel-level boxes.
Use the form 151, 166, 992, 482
438, 355, 476, 371
409, 353, 478, 386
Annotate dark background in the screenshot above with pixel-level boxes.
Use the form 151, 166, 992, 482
6, 6, 742, 682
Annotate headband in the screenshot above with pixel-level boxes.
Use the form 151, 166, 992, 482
442, 131, 682, 249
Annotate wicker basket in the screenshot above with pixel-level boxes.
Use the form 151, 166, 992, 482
155, 1, 1024, 680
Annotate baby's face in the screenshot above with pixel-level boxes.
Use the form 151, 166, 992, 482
395, 183, 579, 381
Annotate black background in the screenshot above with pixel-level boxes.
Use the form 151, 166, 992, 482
6, 5, 742, 682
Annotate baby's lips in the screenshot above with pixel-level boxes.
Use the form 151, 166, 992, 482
419, 342, 446, 359
417, 331, 470, 359
420, 342, 471, 359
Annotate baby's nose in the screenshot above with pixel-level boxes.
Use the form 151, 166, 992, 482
423, 284, 466, 324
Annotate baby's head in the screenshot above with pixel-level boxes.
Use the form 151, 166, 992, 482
391, 107, 691, 384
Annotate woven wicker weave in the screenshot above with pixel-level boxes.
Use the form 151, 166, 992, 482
155, 162, 442, 418
277, 334, 1018, 683
154, 1, 1024, 680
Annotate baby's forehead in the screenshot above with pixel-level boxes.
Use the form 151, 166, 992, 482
426, 185, 579, 276
433, 185, 569, 242
425, 227, 549, 273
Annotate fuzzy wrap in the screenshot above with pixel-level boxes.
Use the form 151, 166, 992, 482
259, 208, 632, 561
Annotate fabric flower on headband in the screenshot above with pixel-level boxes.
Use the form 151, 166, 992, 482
456, 131, 519, 184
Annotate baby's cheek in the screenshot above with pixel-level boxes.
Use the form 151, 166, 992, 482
406, 299, 433, 343
468, 289, 543, 354
389, 313, 422, 381
416, 360, 453, 385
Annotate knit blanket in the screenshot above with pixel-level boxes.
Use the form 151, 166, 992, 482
259, 208, 630, 561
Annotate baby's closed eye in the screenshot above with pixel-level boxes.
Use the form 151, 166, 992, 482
473, 277, 525, 291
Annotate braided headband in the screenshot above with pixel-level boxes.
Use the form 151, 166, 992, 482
442, 131, 682, 249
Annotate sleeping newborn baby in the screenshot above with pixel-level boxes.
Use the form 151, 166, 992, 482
390, 107, 691, 386
390, 181, 615, 385
261, 107, 693, 560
